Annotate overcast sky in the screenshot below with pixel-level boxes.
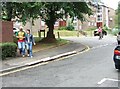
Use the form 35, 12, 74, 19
101, 0, 119, 9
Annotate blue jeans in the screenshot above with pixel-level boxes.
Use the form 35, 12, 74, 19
18, 42, 25, 55
26, 42, 33, 57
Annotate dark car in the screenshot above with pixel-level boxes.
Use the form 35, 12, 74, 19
94, 29, 107, 36
113, 46, 120, 70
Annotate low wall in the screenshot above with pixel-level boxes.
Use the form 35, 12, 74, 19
0, 21, 13, 43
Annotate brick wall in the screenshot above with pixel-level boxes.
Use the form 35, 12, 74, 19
0, 21, 13, 43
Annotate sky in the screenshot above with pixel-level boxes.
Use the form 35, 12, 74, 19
102, 0, 120, 10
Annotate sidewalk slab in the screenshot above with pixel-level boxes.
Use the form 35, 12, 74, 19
1, 42, 87, 72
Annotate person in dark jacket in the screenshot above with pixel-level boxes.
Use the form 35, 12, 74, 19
25, 29, 36, 58
117, 32, 120, 45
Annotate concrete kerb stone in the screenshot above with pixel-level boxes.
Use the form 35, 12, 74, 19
0, 44, 88, 74
0, 64, 27, 73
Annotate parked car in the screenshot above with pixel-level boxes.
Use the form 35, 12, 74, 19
13, 27, 19, 35
94, 29, 107, 36
113, 46, 120, 70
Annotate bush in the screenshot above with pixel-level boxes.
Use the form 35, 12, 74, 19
0, 43, 17, 60
111, 27, 119, 36
66, 25, 74, 31
103, 26, 110, 31
58, 26, 67, 30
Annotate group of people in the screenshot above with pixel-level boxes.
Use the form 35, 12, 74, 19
16, 26, 36, 58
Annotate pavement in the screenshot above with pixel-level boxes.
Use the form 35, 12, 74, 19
0, 41, 87, 73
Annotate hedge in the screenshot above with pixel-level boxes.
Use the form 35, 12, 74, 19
66, 25, 74, 31
0, 42, 17, 60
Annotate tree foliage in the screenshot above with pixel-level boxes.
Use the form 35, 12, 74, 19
115, 3, 120, 27
2, 2, 42, 25
2, 2, 92, 39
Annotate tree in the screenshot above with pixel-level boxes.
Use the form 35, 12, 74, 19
2, 2, 92, 41
39, 2, 92, 40
2, 2, 42, 24
115, 3, 120, 28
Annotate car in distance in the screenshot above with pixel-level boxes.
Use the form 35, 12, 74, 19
94, 29, 107, 36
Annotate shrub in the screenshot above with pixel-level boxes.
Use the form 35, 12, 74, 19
66, 25, 74, 31
0, 42, 17, 60
103, 26, 110, 31
111, 28, 119, 36
58, 26, 67, 30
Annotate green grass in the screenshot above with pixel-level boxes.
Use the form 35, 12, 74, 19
32, 38, 69, 53
54, 30, 78, 37
33, 30, 78, 37
84, 30, 93, 36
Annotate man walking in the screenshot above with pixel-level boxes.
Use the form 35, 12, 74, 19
98, 27, 103, 40
16, 26, 26, 57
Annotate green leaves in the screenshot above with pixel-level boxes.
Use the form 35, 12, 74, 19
2, 2, 92, 25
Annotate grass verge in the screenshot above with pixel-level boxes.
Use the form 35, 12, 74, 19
33, 38, 70, 53
54, 30, 78, 37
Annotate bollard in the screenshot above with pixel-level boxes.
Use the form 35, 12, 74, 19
57, 32, 60, 39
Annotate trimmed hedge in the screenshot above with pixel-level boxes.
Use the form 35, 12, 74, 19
0, 42, 17, 60
58, 25, 74, 31
58, 26, 67, 30
66, 25, 74, 31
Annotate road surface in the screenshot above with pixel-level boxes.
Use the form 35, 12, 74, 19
2, 36, 120, 87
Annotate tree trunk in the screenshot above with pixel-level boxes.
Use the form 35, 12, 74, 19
45, 7, 56, 40
40, 22, 56, 43
46, 22, 55, 39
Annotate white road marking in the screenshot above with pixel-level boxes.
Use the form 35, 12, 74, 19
97, 78, 107, 85
91, 43, 114, 49
97, 78, 120, 85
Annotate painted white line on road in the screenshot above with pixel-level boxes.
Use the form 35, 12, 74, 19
0, 62, 49, 77
97, 78, 107, 85
91, 43, 114, 49
97, 78, 120, 85
107, 78, 120, 82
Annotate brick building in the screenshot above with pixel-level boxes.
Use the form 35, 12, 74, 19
72, 1, 116, 31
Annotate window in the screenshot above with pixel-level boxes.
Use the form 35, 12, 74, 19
94, 23, 96, 26
97, 15, 102, 21
88, 22, 91, 26
97, 6, 102, 13
91, 22, 94, 26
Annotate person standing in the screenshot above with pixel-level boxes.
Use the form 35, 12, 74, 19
98, 27, 103, 40
117, 32, 120, 45
25, 29, 36, 58
16, 26, 26, 57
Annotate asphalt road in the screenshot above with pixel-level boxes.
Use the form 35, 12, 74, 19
2, 36, 120, 87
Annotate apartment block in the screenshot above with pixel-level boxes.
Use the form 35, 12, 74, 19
73, 1, 116, 30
